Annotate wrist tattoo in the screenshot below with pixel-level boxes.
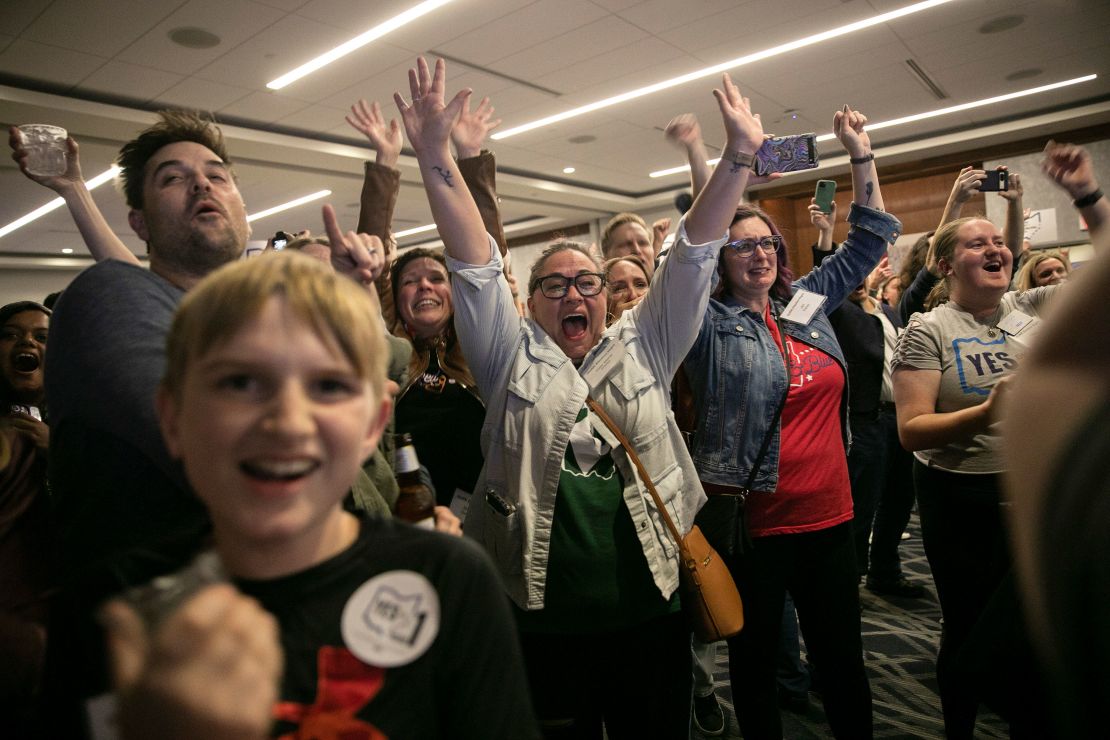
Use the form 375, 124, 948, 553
865, 181, 874, 205
431, 165, 454, 188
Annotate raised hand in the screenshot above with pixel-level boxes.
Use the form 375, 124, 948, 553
102, 584, 281, 740
948, 166, 986, 204
996, 168, 1022, 202
808, 198, 837, 233
322, 204, 385, 287
1041, 140, 1099, 199
664, 114, 703, 151
345, 100, 403, 168
451, 95, 501, 159
9, 126, 84, 193
9, 412, 48, 451
832, 105, 871, 159
394, 57, 472, 156
712, 74, 764, 155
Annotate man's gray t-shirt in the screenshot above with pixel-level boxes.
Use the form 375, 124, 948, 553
892, 286, 1057, 473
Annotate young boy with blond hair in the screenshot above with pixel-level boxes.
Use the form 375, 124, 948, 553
103, 251, 535, 739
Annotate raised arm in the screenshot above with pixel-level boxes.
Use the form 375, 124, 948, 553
810, 198, 837, 254
682, 75, 764, 244
937, 166, 985, 229
1041, 140, 1107, 240
665, 113, 711, 200
452, 96, 509, 255
997, 170, 1024, 256
395, 58, 486, 264
834, 105, 884, 211
347, 100, 402, 242
9, 127, 139, 265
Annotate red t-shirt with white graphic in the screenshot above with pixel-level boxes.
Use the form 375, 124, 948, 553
746, 308, 853, 537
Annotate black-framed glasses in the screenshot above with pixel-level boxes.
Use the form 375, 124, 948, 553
535, 272, 606, 299
723, 235, 783, 257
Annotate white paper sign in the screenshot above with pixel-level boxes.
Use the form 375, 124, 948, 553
1023, 208, 1058, 244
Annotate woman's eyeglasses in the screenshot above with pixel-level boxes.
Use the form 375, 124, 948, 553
535, 272, 606, 298
723, 235, 783, 257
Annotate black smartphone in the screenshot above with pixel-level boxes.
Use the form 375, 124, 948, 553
272, 230, 291, 250
980, 170, 1009, 192
754, 134, 819, 176
814, 180, 836, 213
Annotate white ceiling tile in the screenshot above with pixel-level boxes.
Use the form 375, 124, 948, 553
21, 0, 183, 59
272, 103, 350, 132
436, 0, 610, 65
615, 0, 750, 34
0, 38, 108, 87
254, 0, 312, 10
77, 61, 185, 103
489, 15, 651, 80
294, 0, 430, 29
382, 0, 542, 56
115, 0, 287, 75
155, 76, 254, 111
218, 90, 312, 123
0, 0, 52, 37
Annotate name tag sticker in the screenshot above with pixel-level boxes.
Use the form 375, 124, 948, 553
996, 310, 1034, 336
780, 289, 826, 325
580, 340, 623, 388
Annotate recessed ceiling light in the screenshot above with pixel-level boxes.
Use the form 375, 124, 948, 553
563, 167, 576, 174
978, 14, 1025, 34
247, 190, 332, 223
267, 0, 454, 90
61, 248, 74, 254
492, 0, 958, 140
648, 73, 1098, 178
168, 27, 221, 49
1006, 68, 1043, 82
0, 166, 120, 239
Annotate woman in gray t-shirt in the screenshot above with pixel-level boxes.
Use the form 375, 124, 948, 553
892, 215, 1056, 737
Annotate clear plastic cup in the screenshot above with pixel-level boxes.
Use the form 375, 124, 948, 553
18, 124, 68, 177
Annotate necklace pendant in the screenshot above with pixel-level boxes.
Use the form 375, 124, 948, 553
987, 328, 997, 337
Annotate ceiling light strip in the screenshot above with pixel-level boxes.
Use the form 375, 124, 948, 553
649, 73, 1098, 178
0, 166, 120, 239
492, 0, 958, 140
394, 223, 437, 238
247, 190, 332, 222
267, 0, 454, 90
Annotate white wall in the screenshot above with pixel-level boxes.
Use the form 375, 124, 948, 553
0, 266, 85, 305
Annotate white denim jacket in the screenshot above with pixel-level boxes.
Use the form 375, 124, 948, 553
447, 222, 723, 610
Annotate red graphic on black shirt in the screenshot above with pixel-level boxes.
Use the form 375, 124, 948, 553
274, 645, 388, 739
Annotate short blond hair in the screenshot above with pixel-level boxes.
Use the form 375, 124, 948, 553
600, 212, 648, 257
162, 251, 386, 401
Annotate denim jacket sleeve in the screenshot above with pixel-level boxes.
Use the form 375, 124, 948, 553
445, 235, 520, 401
630, 216, 726, 381
796, 204, 902, 314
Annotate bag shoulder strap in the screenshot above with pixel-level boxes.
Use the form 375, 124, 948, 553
585, 396, 684, 547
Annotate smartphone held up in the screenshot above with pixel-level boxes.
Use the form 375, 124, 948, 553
753, 134, 819, 176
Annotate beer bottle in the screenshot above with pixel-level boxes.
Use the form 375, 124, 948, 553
393, 433, 435, 528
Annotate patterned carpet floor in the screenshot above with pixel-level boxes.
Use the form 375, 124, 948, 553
697, 515, 1008, 739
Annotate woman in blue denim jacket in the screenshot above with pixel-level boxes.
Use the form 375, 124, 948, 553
683, 107, 902, 740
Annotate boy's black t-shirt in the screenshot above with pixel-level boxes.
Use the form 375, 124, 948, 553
235, 516, 538, 739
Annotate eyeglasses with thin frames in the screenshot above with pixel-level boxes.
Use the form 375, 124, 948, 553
723, 235, 783, 257
535, 272, 606, 299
